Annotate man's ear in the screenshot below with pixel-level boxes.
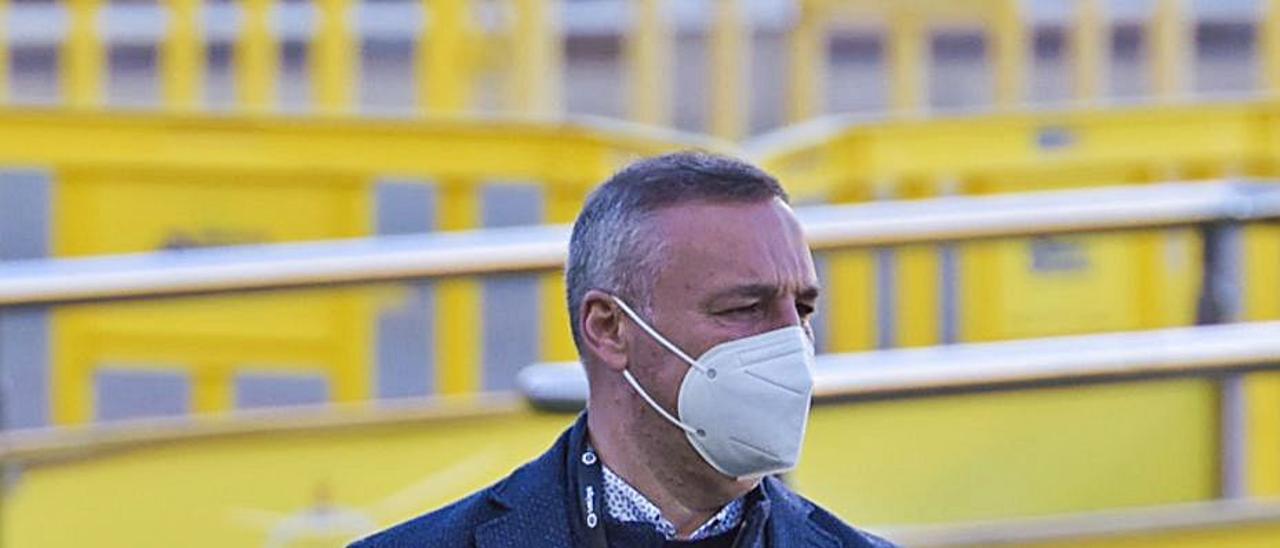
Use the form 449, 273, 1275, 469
580, 289, 628, 372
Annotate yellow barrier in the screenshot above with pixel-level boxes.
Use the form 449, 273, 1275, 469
236, 0, 277, 111
7, 99, 1276, 427
0, 0, 1259, 137
161, 0, 204, 110
50, 167, 375, 423
0, 379, 1223, 547
8, 100, 1277, 424
0, 0, 8, 106
62, 0, 104, 108
0, 108, 726, 423
755, 100, 1280, 501
756, 101, 1276, 350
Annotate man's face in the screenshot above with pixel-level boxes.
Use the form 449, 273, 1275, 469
626, 197, 819, 482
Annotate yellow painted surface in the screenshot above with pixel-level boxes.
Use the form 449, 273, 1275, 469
7, 101, 1275, 428
895, 245, 940, 346
824, 250, 876, 352
3, 412, 577, 548
235, 0, 277, 111
1072, 0, 1108, 102
842, 105, 1260, 182
627, 0, 672, 126
796, 380, 1219, 525
436, 182, 482, 394
1244, 224, 1280, 322
50, 168, 373, 423
510, 0, 562, 115
0, 0, 8, 105
1011, 521, 1280, 548
62, 0, 104, 108
540, 185, 588, 363
161, 0, 204, 110
1244, 228, 1280, 500
10, 0, 1099, 125
887, 7, 925, 115
436, 277, 482, 394
787, 0, 827, 123
959, 173, 1198, 341
0, 110, 713, 422
52, 168, 368, 258
956, 229, 1196, 342
893, 180, 940, 347
0, 109, 721, 177
1265, 0, 1280, 95
4, 378, 1221, 547
192, 365, 235, 414
763, 104, 1265, 345
991, 0, 1026, 109
1246, 373, 1280, 497
421, 0, 475, 114
312, 0, 356, 113
710, 0, 748, 140
1149, 0, 1188, 100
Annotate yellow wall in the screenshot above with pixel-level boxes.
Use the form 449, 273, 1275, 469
51, 167, 376, 423
0, 109, 719, 422
796, 380, 1219, 525
1013, 521, 1280, 548
3, 377, 1222, 547
4, 412, 576, 548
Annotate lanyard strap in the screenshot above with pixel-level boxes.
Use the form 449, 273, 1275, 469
574, 442, 610, 548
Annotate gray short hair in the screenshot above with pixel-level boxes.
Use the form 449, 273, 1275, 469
565, 151, 788, 352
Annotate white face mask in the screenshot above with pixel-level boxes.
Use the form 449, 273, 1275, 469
611, 296, 816, 480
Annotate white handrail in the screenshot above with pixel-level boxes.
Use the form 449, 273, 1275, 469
3, 180, 1278, 307
518, 320, 1280, 406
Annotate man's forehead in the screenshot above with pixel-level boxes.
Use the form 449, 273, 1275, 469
650, 200, 807, 255
651, 198, 800, 236
648, 199, 818, 292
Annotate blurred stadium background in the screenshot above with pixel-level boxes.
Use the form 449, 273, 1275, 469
1, 0, 1280, 546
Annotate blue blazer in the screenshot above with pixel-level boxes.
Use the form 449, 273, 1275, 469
351, 414, 894, 547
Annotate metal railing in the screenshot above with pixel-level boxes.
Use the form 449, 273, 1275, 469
6, 180, 1277, 306
3, 180, 1280, 544
521, 320, 1280, 498
1, 180, 1278, 434
750, 99, 1280, 350
0, 109, 729, 422
0, 0, 1265, 137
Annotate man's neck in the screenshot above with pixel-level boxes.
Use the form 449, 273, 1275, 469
587, 410, 748, 539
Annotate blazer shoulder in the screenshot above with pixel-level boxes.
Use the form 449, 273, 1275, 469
805, 503, 898, 548
349, 437, 568, 547
348, 486, 499, 547
762, 477, 898, 548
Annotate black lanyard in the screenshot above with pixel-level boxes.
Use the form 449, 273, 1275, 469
573, 437, 610, 548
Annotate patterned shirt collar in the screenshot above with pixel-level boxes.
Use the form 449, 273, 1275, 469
600, 463, 746, 541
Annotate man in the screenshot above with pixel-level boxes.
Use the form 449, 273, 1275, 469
353, 152, 893, 547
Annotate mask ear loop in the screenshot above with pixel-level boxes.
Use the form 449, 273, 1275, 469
609, 296, 705, 373
621, 370, 703, 438
610, 296, 707, 438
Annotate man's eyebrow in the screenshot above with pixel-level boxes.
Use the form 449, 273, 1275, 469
704, 283, 822, 303
705, 284, 778, 302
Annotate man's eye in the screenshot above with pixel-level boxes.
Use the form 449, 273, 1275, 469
797, 303, 816, 317
721, 303, 760, 315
